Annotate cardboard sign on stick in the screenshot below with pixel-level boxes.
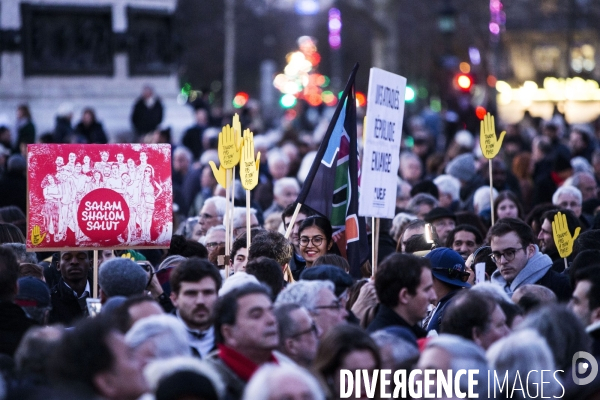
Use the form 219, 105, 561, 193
27, 144, 172, 251
359, 68, 406, 218
552, 211, 580, 259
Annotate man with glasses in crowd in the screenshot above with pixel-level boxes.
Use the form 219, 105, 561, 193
197, 196, 227, 239
489, 218, 571, 301
275, 280, 347, 339
273, 303, 319, 368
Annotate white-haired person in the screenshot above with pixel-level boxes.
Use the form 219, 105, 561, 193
434, 174, 462, 211
552, 185, 583, 218
486, 329, 564, 399
144, 356, 225, 400
417, 334, 490, 398
263, 177, 300, 219
275, 280, 347, 339
197, 196, 227, 239
242, 363, 324, 400
125, 314, 191, 367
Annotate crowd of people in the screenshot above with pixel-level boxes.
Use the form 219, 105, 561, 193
1, 89, 600, 399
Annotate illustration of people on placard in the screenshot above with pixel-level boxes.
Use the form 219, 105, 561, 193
55, 157, 65, 173
82, 155, 92, 173
55, 166, 77, 242
63, 152, 76, 173
126, 158, 138, 181
105, 163, 124, 194
86, 169, 104, 192
94, 150, 110, 171
121, 172, 140, 242
116, 153, 128, 175
41, 174, 62, 241
138, 165, 163, 241
33, 146, 170, 247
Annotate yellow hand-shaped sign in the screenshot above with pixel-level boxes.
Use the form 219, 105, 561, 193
552, 211, 580, 259
218, 124, 241, 169
480, 113, 506, 159
30, 225, 46, 246
240, 129, 261, 190
209, 161, 228, 188
233, 113, 243, 149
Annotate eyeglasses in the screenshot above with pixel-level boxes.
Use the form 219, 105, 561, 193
433, 264, 470, 282
206, 241, 225, 250
490, 247, 525, 264
233, 224, 260, 233
299, 236, 324, 247
313, 300, 342, 311
559, 201, 581, 208
290, 322, 318, 339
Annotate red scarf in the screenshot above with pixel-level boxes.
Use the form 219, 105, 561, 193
217, 344, 278, 382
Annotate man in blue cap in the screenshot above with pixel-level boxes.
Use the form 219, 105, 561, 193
424, 247, 471, 333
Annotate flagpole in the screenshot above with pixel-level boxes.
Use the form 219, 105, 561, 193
371, 217, 380, 277
489, 159, 495, 225
284, 203, 302, 239
93, 250, 98, 298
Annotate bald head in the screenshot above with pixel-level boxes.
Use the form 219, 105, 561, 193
512, 284, 557, 314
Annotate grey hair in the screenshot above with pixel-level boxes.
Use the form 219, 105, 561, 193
275, 280, 335, 311
390, 212, 417, 242
425, 334, 490, 397
157, 255, 187, 271
144, 356, 225, 397
273, 178, 300, 197
274, 303, 303, 343
125, 314, 190, 360
552, 185, 582, 206
400, 151, 421, 166
173, 145, 193, 163
471, 281, 513, 304
233, 207, 257, 230
571, 156, 594, 174
2, 243, 37, 264
206, 224, 226, 236
14, 325, 63, 376
473, 186, 498, 213
242, 363, 325, 400
98, 258, 148, 297
434, 174, 461, 201
199, 149, 219, 166
407, 193, 438, 214
267, 149, 290, 168
487, 329, 563, 398
204, 196, 228, 218
572, 171, 596, 188
370, 330, 420, 367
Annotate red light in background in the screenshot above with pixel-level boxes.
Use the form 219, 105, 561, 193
233, 92, 249, 108
475, 106, 487, 120
356, 92, 366, 107
456, 74, 473, 91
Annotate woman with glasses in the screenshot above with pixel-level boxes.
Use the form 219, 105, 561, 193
298, 216, 334, 269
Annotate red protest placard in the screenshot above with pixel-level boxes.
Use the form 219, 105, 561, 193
27, 144, 173, 251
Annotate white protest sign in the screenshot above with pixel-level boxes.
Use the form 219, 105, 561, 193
359, 68, 406, 218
